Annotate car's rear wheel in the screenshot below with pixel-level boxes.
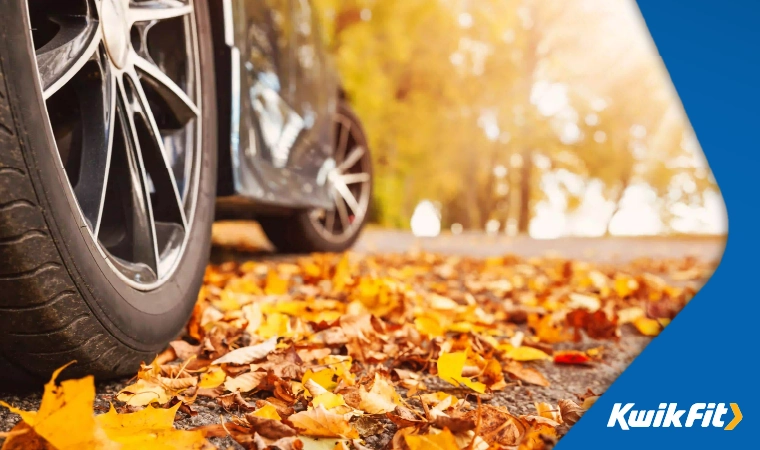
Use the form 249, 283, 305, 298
0, 0, 216, 380
260, 102, 373, 253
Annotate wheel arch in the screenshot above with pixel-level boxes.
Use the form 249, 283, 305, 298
207, 0, 236, 197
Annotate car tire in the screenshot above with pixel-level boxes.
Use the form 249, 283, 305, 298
0, 0, 216, 380
259, 102, 373, 254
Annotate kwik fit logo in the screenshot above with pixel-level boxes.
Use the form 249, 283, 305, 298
607, 403, 742, 430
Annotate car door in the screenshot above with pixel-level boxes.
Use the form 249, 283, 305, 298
227, 0, 333, 208
286, 0, 336, 172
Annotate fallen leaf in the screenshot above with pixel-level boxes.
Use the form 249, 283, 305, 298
404, 428, 459, 450
288, 405, 359, 438
632, 316, 663, 336
437, 352, 486, 393
97, 403, 208, 449
117, 379, 169, 407
358, 374, 400, 414
1, 365, 210, 450
198, 368, 226, 389
224, 371, 267, 393
507, 346, 550, 362
211, 336, 278, 365
502, 361, 550, 387
553, 350, 591, 365
558, 399, 585, 425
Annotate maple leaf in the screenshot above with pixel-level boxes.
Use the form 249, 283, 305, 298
97, 404, 208, 449
0, 364, 115, 450
0, 364, 210, 450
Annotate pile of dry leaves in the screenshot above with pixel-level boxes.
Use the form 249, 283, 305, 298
1, 252, 711, 450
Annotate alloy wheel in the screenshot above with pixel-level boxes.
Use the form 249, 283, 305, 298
26, 0, 202, 289
309, 111, 372, 243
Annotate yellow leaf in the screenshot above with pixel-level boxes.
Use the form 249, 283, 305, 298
414, 316, 444, 337
321, 355, 355, 385
507, 346, 550, 362
303, 369, 337, 395
633, 317, 662, 336
0, 364, 116, 450
117, 379, 169, 407
312, 393, 347, 410
288, 405, 359, 439
436, 352, 486, 393
0, 364, 210, 450
265, 270, 289, 295
332, 254, 351, 292
405, 429, 459, 450
198, 368, 226, 389
97, 403, 207, 449
258, 312, 291, 339
251, 404, 282, 420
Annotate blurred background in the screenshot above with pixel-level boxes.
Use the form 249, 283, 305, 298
310, 0, 726, 239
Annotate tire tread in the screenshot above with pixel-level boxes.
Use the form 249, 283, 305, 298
0, 30, 150, 380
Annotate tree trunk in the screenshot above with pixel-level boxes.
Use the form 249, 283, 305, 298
605, 179, 630, 236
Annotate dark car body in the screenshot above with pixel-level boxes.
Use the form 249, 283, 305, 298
210, 0, 338, 211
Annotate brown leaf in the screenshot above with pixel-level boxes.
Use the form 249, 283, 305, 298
503, 361, 550, 387
559, 399, 585, 425
462, 405, 526, 447
217, 392, 256, 412
224, 371, 267, 393
433, 414, 477, 433
386, 406, 425, 429
245, 414, 297, 440
169, 340, 201, 360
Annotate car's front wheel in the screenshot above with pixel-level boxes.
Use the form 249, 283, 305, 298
0, 0, 216, 379
259, 102, 373, 253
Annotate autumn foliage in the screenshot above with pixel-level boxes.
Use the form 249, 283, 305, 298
1, 251, 711, 449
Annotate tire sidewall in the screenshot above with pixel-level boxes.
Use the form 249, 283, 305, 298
0, 0, 217, 351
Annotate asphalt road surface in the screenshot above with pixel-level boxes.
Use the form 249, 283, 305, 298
0, 230, 725, 447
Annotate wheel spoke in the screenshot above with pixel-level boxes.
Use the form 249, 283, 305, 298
334, 196, 351, 232
334, 181, 360, 214
126, 70, 189, 229
335, 120, 351, 164
338, 146, 365, 171
36, 18, 101, 99
128, 0, 193, 23
325, 208, 336, 234
73, 51, 117, 234
132, 53, 199, 124
340, 172, 370, 185
116, 78, 161, 273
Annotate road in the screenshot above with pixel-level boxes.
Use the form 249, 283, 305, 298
0, 229, 725, 447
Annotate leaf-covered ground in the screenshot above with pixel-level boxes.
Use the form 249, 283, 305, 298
1, 245, 717, 450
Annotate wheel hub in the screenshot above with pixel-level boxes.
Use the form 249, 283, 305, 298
101, 0, 130, 69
